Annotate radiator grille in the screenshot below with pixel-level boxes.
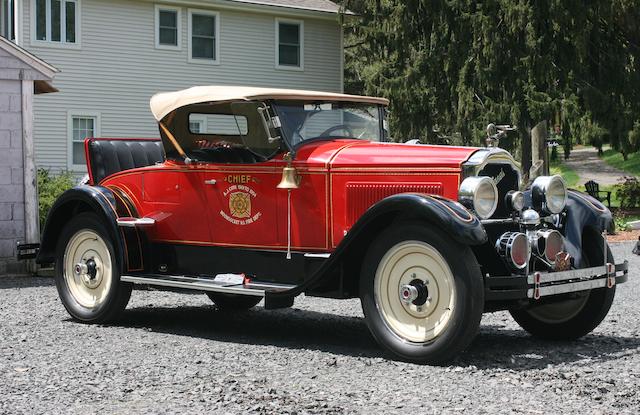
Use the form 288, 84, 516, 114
346, 183, 443, 223
478, 163, 520, 218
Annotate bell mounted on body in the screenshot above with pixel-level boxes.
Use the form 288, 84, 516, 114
277, 153, 301, 190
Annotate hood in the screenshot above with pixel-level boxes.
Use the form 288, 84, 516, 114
294, 140, 480, 170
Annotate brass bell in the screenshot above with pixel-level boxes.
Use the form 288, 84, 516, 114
277, 165, 300, 189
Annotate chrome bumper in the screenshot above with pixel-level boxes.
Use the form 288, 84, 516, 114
484, 261, 629, 301
527, 262, 628, 299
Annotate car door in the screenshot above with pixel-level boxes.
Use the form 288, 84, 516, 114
200, 161, 282, 248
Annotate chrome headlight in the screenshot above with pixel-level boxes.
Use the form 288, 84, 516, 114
459, 176, 498, 219
531, 175, 567, 214
505, 190, 525, 212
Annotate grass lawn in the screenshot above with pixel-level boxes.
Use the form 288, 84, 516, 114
550, 159, 580, 189
601, 149, 640, 177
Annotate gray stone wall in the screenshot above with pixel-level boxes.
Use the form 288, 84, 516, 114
0, 79, 26, 275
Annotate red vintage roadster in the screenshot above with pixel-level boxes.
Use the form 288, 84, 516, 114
26, 86, 629, 363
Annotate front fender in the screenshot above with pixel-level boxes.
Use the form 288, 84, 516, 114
350, 193, 488, 246
563, 190, 613, 267
268, 193, 486, 299
37, 186, 124, 268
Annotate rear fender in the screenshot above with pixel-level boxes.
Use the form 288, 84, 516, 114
37, 185, 144, 272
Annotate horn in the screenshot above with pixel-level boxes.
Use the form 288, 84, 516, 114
277, 165, 300, 189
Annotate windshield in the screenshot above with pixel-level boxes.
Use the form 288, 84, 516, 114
272, 101, 384, 146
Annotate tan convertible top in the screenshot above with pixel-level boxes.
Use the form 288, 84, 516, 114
149, 85, 389, 121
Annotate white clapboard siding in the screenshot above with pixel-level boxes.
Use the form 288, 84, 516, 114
20, 0, 342, 172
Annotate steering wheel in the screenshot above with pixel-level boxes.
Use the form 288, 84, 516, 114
319, 124, 355, 138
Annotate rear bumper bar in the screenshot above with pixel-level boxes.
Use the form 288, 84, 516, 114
485, 261, 629, 301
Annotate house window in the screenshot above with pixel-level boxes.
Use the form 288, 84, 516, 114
276, 18, 303, 70
189, 118, 204, 133
69, 114, 99, 167
155, 5, 180, 49
188, 9, 219, 64
34, 0, 77, 44
1, 0, 15, 41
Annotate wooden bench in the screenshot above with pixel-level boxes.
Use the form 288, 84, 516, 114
585, 180, 612, 207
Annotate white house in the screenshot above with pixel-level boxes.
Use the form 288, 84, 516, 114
0, 0, 345, 172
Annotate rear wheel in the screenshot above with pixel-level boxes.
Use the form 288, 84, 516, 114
206, 293, 262, 310
509, 230, 616, 340
360, 224, 484, 364
55, 212, 132, 323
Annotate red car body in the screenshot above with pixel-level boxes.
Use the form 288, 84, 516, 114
95, 139, 475, 254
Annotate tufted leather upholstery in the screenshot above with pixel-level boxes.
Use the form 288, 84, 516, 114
88, 139, 165, 183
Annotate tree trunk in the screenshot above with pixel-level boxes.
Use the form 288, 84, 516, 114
531, 120, 549, 176
520, 117, 532, 184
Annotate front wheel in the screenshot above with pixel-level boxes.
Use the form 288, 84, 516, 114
360, 224, 484, 364
55, 212, 132, 323
509, 230, 616, 340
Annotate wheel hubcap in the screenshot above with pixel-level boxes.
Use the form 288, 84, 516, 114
64, 230, 112, 309
74, 258, 102, 289
375, 241, 456, 344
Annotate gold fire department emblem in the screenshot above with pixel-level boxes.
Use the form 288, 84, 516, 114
220, 184, 262, 225
229, 192, 251, 218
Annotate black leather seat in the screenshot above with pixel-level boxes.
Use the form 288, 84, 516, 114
88, 139, 165, 183
191, 147, 265, 163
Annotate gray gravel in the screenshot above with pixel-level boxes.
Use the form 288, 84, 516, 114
1, 242, 639, 414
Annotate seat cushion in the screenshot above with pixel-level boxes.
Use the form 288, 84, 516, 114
88, 139, 165, 183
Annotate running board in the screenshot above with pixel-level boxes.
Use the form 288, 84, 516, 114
120, 274, 296, 298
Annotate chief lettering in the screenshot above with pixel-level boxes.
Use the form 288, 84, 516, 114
225, 175, 252, 184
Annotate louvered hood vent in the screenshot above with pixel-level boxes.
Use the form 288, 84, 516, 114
346, 182, 443, 223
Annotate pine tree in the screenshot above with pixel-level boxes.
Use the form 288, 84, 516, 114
341, 0, 640, 168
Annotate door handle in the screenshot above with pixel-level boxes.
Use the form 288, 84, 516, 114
204, 179, 217, 185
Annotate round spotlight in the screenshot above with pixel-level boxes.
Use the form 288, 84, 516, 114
495, 232, 530, 270
505, 190, 525, 212
535, 229, 565, 264
458, 176, 498, 219
531, 175, 568, 214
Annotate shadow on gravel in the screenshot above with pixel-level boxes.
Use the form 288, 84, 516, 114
118, 305, 384, 359
455, 324, 640, 370
0, 276, 55, 290
114, 305, 640, 367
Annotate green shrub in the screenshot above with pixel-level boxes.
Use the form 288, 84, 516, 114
38, 169, 75, 228
613, 211, 629, 233
615, 176, 640, 209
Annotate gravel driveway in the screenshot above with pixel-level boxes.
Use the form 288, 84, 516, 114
1, 243, 638, 414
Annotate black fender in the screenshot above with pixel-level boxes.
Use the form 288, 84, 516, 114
562, 190, 613, 268
37, 185, 144, 272
269, 193, 487, 299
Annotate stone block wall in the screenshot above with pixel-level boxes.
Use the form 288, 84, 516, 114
0, 79, 26, 275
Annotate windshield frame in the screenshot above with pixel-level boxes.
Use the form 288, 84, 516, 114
269, 100, 388, 151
